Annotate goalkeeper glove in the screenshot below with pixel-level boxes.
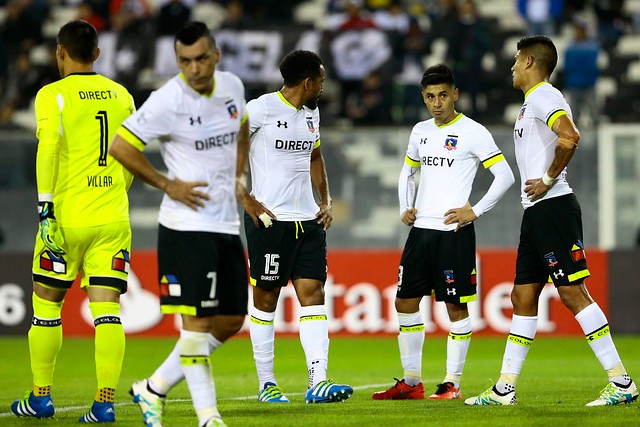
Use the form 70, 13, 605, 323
38, 201, 65, 255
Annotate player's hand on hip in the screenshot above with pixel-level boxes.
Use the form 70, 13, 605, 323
165, 179, 210, 210
316, 203, 333, 230
444, 202, 477, 232
401, 208, 417, 226
524, 178, 550, 202
242, 195, 276, 228
38, 201, 65, 255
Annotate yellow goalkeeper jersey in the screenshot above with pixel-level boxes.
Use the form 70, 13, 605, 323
35, 72, 135, 227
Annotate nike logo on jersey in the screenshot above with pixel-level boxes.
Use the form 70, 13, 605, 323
421, 156, 454, 167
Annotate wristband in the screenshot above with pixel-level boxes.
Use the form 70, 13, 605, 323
541, 172, 556, 186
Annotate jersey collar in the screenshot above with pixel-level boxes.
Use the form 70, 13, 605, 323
436, 112, 463, 129
277, 91, 299, 109
179, 73, 215, 97
524, 81, 548, 100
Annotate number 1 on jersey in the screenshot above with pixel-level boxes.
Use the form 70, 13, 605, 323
95, 110, 108, 167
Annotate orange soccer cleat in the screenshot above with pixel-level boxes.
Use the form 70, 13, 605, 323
428, 382, 461, 400
372, 378, 425, 400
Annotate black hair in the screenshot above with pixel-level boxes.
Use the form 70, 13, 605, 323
420, 63, 455, 89
516, 35, 558, 76
279, 50, 323, 87
175, 21, 216, 50
57, 20, 98, 63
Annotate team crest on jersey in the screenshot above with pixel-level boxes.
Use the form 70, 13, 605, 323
160, 274, 181, 297
544, 252, 559, 267
306, 118, 315, 133
227, 104, 238, 119
444, 136, 458, 151
518, 105, 527, 120
571, 240, 586, 262
40, 250, 66, 274
444, 270, 455, 284
111, 249, 130, 273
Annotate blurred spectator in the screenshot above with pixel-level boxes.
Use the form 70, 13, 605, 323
78, 1, 109, 32
0, 47, 57, 127
517, 0, 565, 35
593, 0, 630, 51
0, 0, 46, 60
156, 0, 191, 36
345, 69, 393, 125
564, 16, 600, 127
326, 0, 377, 30
447, 0, 490, 119
219, 0, 252, 30
110, 0, 153, 33
426, 0, 458, 40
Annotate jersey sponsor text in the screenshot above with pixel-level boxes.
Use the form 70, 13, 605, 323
275, 139, 314, 151
195, 131, 238, 150
78, 90, 118, 100
422, 156, 454, 167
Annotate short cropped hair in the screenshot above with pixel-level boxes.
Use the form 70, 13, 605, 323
175, 21, 216, 50
57, 20, 98, 64
517, 35, 558, 76
420, 63, 456, 89
279, 50, 323, 87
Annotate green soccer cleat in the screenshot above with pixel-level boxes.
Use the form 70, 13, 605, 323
585, 381, 639, 406
305, 379, 353, 404
464, 386, 517, 406
11, 391, 55, 419
130, 379, 165, 427
258, 382, 290, 403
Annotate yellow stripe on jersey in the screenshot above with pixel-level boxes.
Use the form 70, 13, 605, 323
117, 126, 146, 152
314, 138, 321, 149
546, 109, 568, 129
482, 153, 506, 169
524, 81, 547, 99
241, 111, 248, 125
568, 269, 590, 283
405, 155, 420, 168
435, 112, 463, 128
34, 73, 135, 227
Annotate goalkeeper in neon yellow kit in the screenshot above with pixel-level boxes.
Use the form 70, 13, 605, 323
11, 19, 135, 423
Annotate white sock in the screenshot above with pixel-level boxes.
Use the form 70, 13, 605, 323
444, 317, 472, 389
299, 305, 329, 389
575, 303, 628, 385
149, 332, 223, 396
250, 306, 277, 390
179, 330, 218, 427
397, 311, 424, 387
496, 314, 537, 394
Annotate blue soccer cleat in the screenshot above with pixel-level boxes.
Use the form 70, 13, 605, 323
305, 379, 353, 404
258, 382, 290, 403
11, 391, 55, 419
79, 401, 115, 423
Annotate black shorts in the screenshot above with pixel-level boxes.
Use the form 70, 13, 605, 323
398, 224, 477, 303
157, 225, 248, 317
244, 213, 327, 288
515, 193, 590, 286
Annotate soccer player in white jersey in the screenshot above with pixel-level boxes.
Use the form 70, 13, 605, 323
109, 22, 250, 427
372, 63, 514, 401
242, 50, 353, 404
465, 35, 638, 407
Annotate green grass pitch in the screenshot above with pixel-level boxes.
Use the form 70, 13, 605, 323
0, 335, 638, 426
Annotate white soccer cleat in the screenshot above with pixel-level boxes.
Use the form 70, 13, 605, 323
203, 415, 227, 427
585, 381, 639, 406
129, 379, 165, 427
464, 386, 517, 406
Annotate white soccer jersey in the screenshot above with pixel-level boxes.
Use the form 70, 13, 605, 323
120, 71, 246, 234
513, 82, 573, 209
403, 113, 506, 231
246, 91, 321, 221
